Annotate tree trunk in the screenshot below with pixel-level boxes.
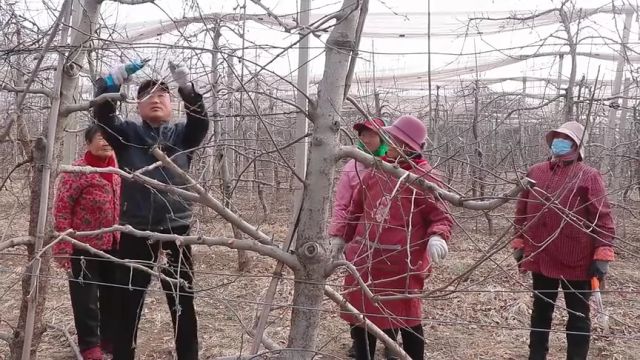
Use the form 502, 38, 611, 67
11, 0, 103, 357
10, 139, 49, 360
283, 1, 364, 358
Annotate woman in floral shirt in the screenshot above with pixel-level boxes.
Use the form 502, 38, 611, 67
53, 124, 120, 360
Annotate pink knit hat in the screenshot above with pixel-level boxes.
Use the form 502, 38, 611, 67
545, 121, 587, 160
383, 115, 427, 152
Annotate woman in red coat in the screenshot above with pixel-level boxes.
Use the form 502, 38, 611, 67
330, 115, 453, 360
512, 121, 615, 360
53, 125, 121, 360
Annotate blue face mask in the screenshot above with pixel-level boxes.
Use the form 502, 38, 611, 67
551, 138, 574, 156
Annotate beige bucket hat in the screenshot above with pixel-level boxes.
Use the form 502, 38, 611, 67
545, 121, 587, 160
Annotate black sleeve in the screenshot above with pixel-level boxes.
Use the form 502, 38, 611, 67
92, 78, 128, 150
178, 83, 209, 151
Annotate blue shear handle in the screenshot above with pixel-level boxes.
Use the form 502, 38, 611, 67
124, 60, 146, 75
104, 59, 148, 91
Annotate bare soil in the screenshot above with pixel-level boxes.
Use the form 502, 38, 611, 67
0, 188, 639, 359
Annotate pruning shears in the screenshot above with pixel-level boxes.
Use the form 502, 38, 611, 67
591, 277, 610, 332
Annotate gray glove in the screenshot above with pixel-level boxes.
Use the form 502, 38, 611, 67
168, 61, 190, 88
427, 235, 448, 264
107, 64, 129, 86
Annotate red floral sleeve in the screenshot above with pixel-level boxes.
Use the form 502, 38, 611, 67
52, 172, 85, 256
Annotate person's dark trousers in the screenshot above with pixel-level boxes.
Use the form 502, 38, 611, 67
350, 325, 424, 360
529, 272, 592, 360
113, 225, 198, 360
69, 248, 117, 352
348, 324, 357, 358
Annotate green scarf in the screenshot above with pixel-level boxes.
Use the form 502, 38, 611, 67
357, 140, 388, 157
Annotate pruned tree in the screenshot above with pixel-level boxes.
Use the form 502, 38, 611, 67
9, 1, 640, 359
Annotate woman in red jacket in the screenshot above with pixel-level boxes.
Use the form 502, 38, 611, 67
53, 125, 121, 360
328, 117, 390, 358
330, 115, 453, 360
512, 121, 615, 360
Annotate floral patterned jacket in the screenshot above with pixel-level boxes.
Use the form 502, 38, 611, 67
52, 155, 121, 257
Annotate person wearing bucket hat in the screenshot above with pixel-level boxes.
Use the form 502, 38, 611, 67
383, 115, 427, 153
329, 115, 453, 360
544, 120, 587, 161
328, 118, 392, 358
511, 121, 615, 360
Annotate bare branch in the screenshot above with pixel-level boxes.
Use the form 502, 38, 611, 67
54, 234, 184, 287
323, 286, 410, 360
0, 236, 35, 252
59, 92, 127, 116
59, 163, 275, 246
337, 146, 535, 210
47, 325, 81, 360
0, 83, 52, 97
0, 155, 33, 191
67, 225, 300, 270
345, 95, 370, 120
150, 147, 278, 244
249, 0, 294, 32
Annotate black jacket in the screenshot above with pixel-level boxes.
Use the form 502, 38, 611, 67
93, 80, 209, 231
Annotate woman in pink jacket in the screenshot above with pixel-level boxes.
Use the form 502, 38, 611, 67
329, 117, 388, 358
330, 115, 453, 360
512, 121, 615, 360
329, 118, 388, 241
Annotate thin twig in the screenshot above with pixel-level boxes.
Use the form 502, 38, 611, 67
47, 324, 81, 360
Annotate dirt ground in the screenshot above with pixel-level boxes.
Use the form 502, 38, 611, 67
0, 188, 639, 359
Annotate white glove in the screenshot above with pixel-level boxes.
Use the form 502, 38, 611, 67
427, 235, 448, 264
328, 236, 346, 261
168, 61, 190, 88
107, 64, 129, 86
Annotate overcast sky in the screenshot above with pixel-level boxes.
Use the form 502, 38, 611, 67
15, 0, 640, 96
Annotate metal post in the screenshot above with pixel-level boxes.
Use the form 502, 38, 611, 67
605, 10, 633, 188
293, 0, 310, 209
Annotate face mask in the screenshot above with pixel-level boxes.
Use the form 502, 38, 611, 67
551, 138, 574, 156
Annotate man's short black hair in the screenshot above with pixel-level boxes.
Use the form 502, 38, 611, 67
137, 79, 170, 99
84, 124, 102, 144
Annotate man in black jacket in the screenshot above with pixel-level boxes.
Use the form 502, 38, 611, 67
93, 61, 208, 360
